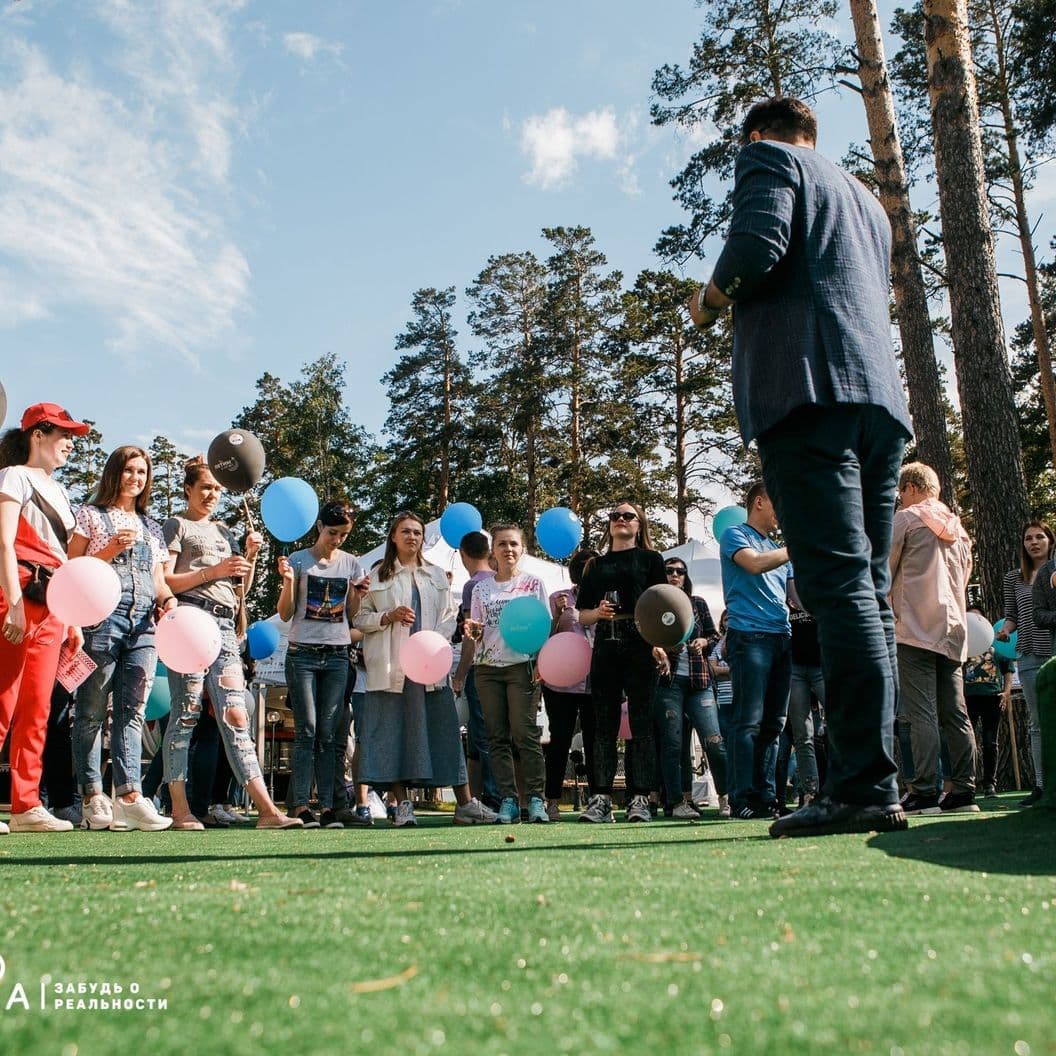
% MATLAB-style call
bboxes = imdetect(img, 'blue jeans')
[464,667,498,800]
[726,628,791,806]
[284,644,349,810]
[788,664,825,796]
[73,530,158,798]
[758,403,907,806]
[1016,652,1046,789]
[654,675,727,806]
[163,616,261,787]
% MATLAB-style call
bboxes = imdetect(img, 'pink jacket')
[889,498,973,661]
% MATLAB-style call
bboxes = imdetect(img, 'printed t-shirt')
[286,548,365,646]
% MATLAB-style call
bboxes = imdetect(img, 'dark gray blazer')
[711,141,912,444]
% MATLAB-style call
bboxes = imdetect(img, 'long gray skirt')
[357,682,468,789]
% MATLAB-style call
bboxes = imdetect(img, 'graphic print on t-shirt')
[305,574,349,622]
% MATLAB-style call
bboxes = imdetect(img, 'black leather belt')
[288,643,349,654]
[179,595,236,621]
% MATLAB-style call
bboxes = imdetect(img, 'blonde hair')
[898,462,940,497]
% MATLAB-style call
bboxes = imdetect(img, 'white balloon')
[965,611,994,658]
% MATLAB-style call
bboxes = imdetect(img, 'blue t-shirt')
[720,522,791,634]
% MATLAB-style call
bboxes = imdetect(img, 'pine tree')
[59,421,106,507]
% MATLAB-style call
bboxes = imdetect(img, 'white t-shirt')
[471,571,549,668]
[0,465,75,565]
[73,506,170,570]
[287,548,365,646]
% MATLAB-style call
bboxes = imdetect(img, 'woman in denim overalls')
[69,446,177,831]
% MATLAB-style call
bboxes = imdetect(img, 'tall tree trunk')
[850,0,957,507]
[674,340,688,544]
[984,0,1056,469]
[924,0,1029,616]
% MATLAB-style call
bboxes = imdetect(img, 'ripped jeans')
[163,616,261,787]
[654,675,727,806]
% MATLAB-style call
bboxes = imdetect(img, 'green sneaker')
[497,797,521,824]
[527,796,550,824]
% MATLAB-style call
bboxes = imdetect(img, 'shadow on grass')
[868,809,1056,876]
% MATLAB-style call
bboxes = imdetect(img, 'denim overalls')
[73,509,158,797]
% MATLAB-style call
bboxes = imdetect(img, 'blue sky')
[1,1,1052,495]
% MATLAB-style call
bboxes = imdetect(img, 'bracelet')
[200,569,209,584]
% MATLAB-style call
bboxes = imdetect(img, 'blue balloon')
[992,621,1018,660]
[712,505,747,541]
[440,502,483,549]
[497,596,551,655]
[261,477,319,542]
[145,661,171,721]
[247,620,281,660]
[536,507,583,560]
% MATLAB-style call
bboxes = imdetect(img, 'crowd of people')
[0,401,1045,835]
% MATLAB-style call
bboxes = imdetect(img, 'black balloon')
[207,429,266,493]
[634,584,695,648]
[0,380,6,431]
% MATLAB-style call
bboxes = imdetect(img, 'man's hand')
[688,285,722,330]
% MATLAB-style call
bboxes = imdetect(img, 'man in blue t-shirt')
[720,482,794,819]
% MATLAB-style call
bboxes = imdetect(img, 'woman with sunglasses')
[162,457,301,829]
[576,501,667,823]
[69,445,176,832]
[0,404,88,833]
[277,500,366,829]
[353,511,497,828]
[655,558,727,819]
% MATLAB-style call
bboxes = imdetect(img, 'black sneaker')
[939,790,980,814]
[296,809,320,829]
[733,803,776,820]
[899,792,941,815]
[982,785,997,799]
[769,797,908,838]
[344,805,374,827]
[1019,787,1044,807]
[319,809,344,829]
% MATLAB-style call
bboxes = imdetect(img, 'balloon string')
[242,496,256,532]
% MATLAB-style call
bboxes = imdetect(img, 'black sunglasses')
[666,566,687,575]
[609,511,638,522]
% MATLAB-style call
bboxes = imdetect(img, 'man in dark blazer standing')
[690,97,913,837]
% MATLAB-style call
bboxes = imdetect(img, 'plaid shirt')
[662,596,718,691]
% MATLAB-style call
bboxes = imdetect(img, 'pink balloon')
[538,632,592,688]
[619,700,632,741]
[155,606,222,674]
[47,556,121,626]
[400,630,453,685]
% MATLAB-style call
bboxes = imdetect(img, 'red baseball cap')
[20,402,90,436]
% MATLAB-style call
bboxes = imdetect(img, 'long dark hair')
[378,511,426,583]
[90,446,153,514]
[0,423,58,469]
[1019,520,1056,582]
[664,558,694,597]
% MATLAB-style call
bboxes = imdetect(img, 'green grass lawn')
[0,796,1053,1056]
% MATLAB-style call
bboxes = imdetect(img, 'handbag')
[17,560,53,604]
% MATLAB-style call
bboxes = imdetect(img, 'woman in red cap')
[0,403,90,833]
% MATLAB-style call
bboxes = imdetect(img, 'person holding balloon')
[465,524,551,825]
[575,501,668,824]
[68,445,176,832]
[276,500,366,829]
[0,403,88,833]
[998,520,1055,807]
[354,511,497,827]
[962,607,1012,799]
[161,457,301,829]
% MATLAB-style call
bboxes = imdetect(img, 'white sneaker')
[672,801,700,819]
[209,804,242,826]
[10,805,75,832]
[393,800,417,828]
[718,795,731,819]
[81,795,114,831]
[578,794,614,823]
[626,794,652,823]
[222,804,251,824]
[111,796,173,832]
[453,798,499,825]
[0,820,9,835]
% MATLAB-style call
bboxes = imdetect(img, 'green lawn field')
[0,797,1052,1056]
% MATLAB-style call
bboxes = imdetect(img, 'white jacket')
[352,559,458,693]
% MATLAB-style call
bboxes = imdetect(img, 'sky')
[1,1,1053,527]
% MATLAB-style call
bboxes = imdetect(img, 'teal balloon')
[712,505,747,540]
[145,661,171,721]
[992,621,1018,660]
[536,507,583,560]
[261,477,319,542]
[497,596,551,655]
[440,502,482,548]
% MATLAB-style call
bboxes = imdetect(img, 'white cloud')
[282,31,344,62]
[0,3,250,364]
[520,107,622,190]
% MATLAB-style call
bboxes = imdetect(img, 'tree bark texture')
[924,0,1030,616]
[850,0,957,507]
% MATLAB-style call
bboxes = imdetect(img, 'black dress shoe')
[769,797,908,838]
